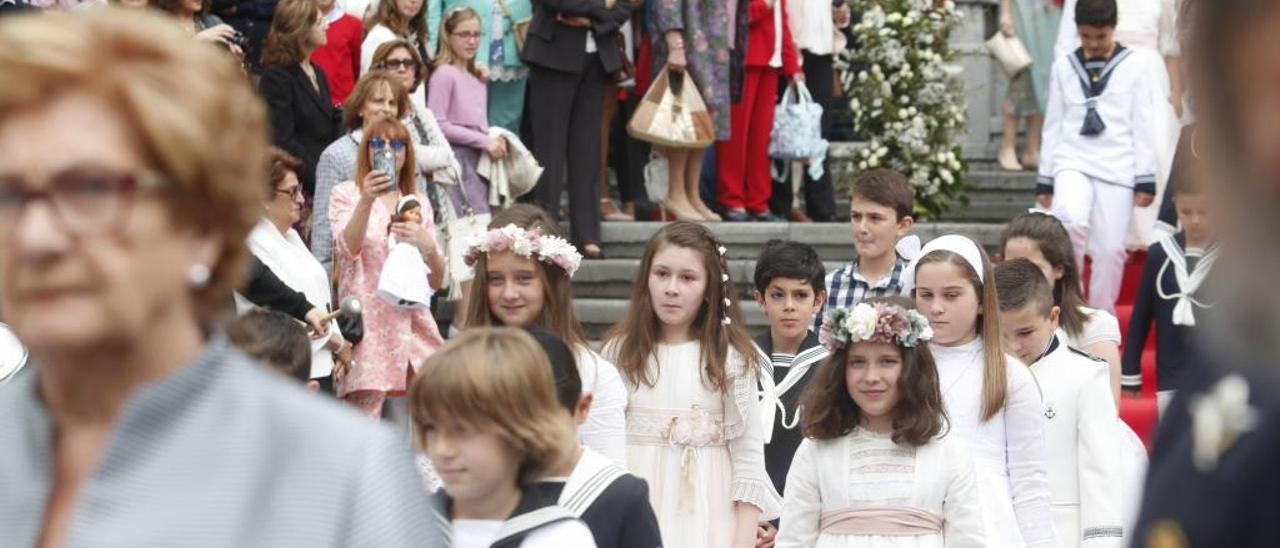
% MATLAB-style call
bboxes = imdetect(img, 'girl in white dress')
[1001,211,1123,402]
[777,296,986,548]
[463,205,629,466]
[904,235,1057,547]
[604,221,782,548]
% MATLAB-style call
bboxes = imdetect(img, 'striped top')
[0,334,444,547]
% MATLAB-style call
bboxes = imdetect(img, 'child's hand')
[755,522,777,548]
[1036,194,1053,209]
[1134,192,1155,207]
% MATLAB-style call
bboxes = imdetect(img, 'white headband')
[901,234,986,293]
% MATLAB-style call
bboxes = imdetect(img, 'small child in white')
[776,297,986,548]
[377,195,433,309]
[996,259,1144,547]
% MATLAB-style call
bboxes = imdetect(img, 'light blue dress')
[1008,0,1061,114]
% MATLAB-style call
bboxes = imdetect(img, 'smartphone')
[373,146,397,193]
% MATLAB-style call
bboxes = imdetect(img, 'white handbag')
[643,152,669,204]
[985,31,1033,78]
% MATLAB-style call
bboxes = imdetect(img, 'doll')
[377,195,434,309]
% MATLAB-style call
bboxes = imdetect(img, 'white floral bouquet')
[819,302,934,352]
[838,0,969,218]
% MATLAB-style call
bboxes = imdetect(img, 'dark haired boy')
[751,240,829,490]
[995,259,1131,548]
[1122,176,1216,415]
[813,168,915,333]
[1037,0,1157,314]
[228,309,320,392]
[526,328,664,548]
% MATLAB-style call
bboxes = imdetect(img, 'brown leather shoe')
[788,208,814,223]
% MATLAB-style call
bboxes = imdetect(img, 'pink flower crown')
[463,224,584,277]
[818,302,933,353]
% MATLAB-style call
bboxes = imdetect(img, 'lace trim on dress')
[731,478,783,520]
[487,64,529,82]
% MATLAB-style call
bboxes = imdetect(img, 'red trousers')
[716,67,779,213]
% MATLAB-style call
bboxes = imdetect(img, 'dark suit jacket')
[521,0,633,74]
[541,474,662,548]
[258,62,341,194]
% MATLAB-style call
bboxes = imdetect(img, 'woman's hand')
[556,13,592,28]
[304,306,330,336]
[196,24,236,45]
[999,8,1015,37]
[486,136,509,159]
[665,30,687,71]
[391,221,437,255]
[359,168,395,201]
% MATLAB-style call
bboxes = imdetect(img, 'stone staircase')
[573,162,1036,340]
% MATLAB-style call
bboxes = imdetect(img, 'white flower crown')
[463,224,584,277]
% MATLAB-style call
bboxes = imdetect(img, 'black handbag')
[338,309,364,345]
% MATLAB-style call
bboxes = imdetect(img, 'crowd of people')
[2,0,1280,547]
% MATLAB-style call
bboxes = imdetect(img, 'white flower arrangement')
[464,223,584,277]
[820,302,934,352]
[838,0,968,218]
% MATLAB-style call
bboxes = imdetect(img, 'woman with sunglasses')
[330,117,446,417]
[237,148,350,394]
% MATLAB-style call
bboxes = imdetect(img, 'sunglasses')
[369,137,407,151]
[378,59,418,71]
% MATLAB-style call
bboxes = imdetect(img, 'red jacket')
[746,0,801,75]
[310,14,362,106]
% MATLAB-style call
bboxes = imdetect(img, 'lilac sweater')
[427,64,490,151]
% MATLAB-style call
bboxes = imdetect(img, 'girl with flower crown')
[603,221,782,548]
[905,234,1057,547]
[463,205,628,466]
[777,296,986,548]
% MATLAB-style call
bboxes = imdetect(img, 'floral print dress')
[329,182,445,398]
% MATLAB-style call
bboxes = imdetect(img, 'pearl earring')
[187,264,212,287]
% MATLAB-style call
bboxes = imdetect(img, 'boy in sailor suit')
[527,329,664,548]
[996,259,1130,547]
[1036,0,1157,314]
[751,240,830,545]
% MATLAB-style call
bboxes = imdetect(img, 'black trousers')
[769,51,838,222]
[609,92,652,208]
[527,56,608,245]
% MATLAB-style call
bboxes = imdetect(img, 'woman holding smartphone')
[329,117,446,417]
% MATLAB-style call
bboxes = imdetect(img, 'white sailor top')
[1029,335,1126,548]
[1038,45,1157,195]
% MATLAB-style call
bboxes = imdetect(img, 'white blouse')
[777,430,987,548]
[929,338,1057,548]
[575,346,629,468]
[1062,306,1122,349]
[238,220,338,379]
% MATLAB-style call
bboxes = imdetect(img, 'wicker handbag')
[627,67,715,149]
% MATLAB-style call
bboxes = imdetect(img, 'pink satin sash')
[819,506,944,536]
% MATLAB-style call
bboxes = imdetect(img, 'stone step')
[829,168,1035,222]
[593,221,1006,261]
[573,258,848,300]
[575,298,772,341]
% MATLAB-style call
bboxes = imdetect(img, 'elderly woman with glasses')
[0,11,441,546]
[236,148,350,393]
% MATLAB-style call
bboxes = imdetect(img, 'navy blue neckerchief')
[1069,44,1133,136]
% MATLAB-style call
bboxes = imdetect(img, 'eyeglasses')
[274,185,304,200]
[369,137,407,151]
[378,59,418,71]
[0,166,167,240]
[451,31,482,41]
